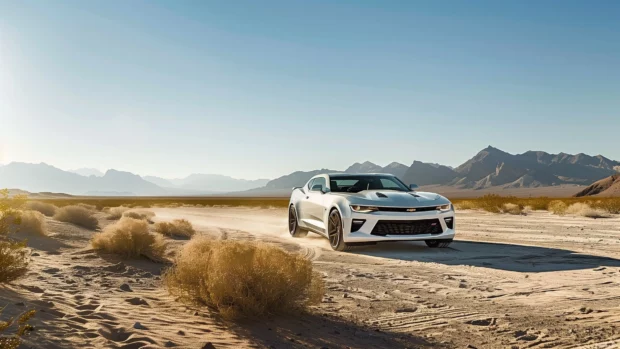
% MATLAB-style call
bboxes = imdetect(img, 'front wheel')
[425,239,453,248]
[289,205,307,237]
[327,210,352,251]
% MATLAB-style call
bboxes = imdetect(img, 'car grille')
[371,219,443,236]
[376,206,440,212]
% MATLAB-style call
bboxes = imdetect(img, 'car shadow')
[351,240,620,273]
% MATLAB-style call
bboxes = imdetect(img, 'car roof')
[326,173,394,178]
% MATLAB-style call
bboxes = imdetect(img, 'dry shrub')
[548,200,568,215]
[123,210,155,222]
[524,197,551,211]
[454,201,475,210]
[592,200,620,215]
[0,190,29,284]
[164,237,324,319]
[13,211,47,236]
[0,308,36,348]
[107,206,129,220]
[565,203,609,219]
[77,203,97,211]
[0,241,28,283]
[154,219,196,238]
[25,201,57,217]
[53,205,99,230]
[91,217,167,259]
[501,203,525,215]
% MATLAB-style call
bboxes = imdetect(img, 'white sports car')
[288,173,455,251]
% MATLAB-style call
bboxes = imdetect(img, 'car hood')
[333,190,450,207]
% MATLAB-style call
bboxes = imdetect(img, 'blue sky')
[1,0,618,179]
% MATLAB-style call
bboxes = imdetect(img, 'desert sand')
[2,206,620,348]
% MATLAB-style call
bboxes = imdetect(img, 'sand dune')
[1,207,619,348]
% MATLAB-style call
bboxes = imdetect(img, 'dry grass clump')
[13,211,47,236]
[565,203,609,219]
[77,203,98,211]
[164,237,324,320]
[91,217,167,259]
[106,206,129,220]
[0,308,36,348]
[154,219,196,238]
[548,200,568,215]
[122,210,155,222]
[53,205,99,230]
[592,200,620,215]
[501,203,525,215]
[26,197,291,210]
[452,196,620,215]
[25,201,57,217]
[454,201,475,210]
[0,241,29,283]
[0,190,29,284]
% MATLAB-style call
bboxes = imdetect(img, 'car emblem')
[406,208,416,212]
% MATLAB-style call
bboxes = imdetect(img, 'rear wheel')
[289,205,307,237]
[425,239,453,248]
[328,209,351,251]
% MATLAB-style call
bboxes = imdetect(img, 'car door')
[304,176,328,231]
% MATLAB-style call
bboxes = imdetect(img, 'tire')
[425,239,453,248]
[327,209,352,251]
[288,205,307,237]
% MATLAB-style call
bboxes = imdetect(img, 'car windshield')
[329,175,411,193]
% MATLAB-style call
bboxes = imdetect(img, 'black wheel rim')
[328,211,341,248]
[288,207,297,234]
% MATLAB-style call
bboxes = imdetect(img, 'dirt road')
[152,207,620,349]
[3,207,619,348]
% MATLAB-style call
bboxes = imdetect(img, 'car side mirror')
[409,184,419,190]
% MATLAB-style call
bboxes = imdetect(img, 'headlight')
[437,204,452,212]
[350,205,379,213]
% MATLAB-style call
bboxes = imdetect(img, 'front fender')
[323,196,352,223]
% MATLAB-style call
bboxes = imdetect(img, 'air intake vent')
[371,219,443,236]
[408,193,421,198]
[376,192,388,198]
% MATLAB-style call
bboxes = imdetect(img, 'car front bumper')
[342,209,455,243]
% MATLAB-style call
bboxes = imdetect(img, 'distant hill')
[144,174,269,193]
[379,162,409,178]
[69,168,104,177]
[402,161,458,186]
[575,175,620,197]
[0,163,167,196]
[345,161,383,174]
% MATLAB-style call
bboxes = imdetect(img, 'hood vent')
[376,192,388,198]
[408,193,421,198]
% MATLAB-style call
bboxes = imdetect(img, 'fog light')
[444,217,454,229]
[351,219,366,232]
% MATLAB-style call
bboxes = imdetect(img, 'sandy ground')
[2,207,620,349]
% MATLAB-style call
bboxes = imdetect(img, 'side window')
[311,177,326,191]
[307,179,315,190]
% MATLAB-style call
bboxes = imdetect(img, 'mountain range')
[257,146,620,194]
[1,146,619,196]
[143,174,269,193]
